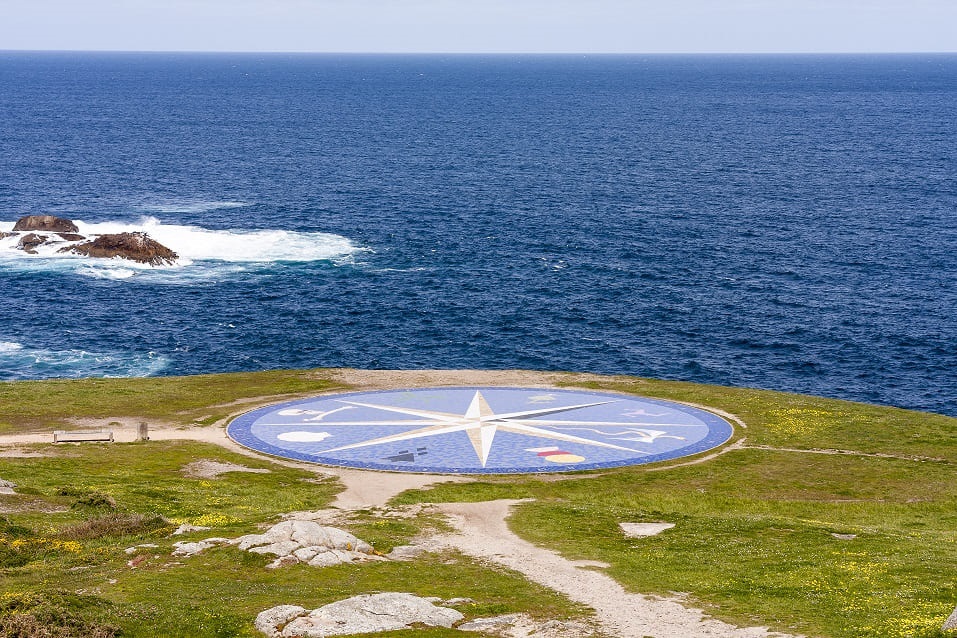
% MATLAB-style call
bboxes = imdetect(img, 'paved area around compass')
[227,387,734,474]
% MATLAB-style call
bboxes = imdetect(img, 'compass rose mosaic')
[227,387,734,474]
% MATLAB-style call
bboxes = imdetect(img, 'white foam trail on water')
[0,217,367,281]
[77,266,137,280]
[138,201,251,214]
[0,341,169,380]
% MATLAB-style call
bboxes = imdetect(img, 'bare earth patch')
[0,499,69,514]
[0,447,57,458]
[180,460,271,479]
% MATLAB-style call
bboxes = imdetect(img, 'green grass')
[2,369,957,637]
[561,376,957,460]
[0,437,594,637]
[0,369,347,433]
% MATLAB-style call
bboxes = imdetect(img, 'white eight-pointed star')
[315,390,656,467]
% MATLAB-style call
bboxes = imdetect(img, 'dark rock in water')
[57,233,86,242]
[13,215,79,233]
[18,233,49,254]
[0,231,18,239]
[65,232,178,266]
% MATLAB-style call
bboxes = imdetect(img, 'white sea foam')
[77,267,137,280]
[138,201,251,214]
[0,341,169,380]
[0,217,367,282]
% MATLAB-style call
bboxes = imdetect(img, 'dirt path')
[431,500,800,638]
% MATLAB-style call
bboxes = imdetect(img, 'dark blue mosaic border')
[226,387,735,475]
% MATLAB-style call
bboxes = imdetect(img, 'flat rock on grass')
[181,460,271,479]
[172,538,231,556]
[386,544,428,561]
[173,523,211,535]
[943,605,957,631]
[255,605,307,637]
[619,522,675,537]
[458,613,595,637]
[0,479,15,495]
[257,593,464,637]
[173,520,381,569]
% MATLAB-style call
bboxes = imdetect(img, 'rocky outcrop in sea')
[13,215,79,233]
[63,232,178,266]
[3,215,178,266]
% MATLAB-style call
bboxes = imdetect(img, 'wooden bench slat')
[53,430,114,443]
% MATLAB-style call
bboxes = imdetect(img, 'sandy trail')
[431,500,799,638]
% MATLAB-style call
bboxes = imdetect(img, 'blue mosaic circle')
[227,387,734,474]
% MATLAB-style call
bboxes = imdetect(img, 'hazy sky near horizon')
[2,0,955,54]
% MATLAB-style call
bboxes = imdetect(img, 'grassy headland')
[1,369,955,637]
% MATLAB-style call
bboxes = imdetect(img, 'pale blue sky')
[2,0,955,53]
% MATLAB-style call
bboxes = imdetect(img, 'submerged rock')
[257,593,464,637]
[13,215,79,233]
[64,232,178,266]
[17,233,48,253]
[56,233,86,241]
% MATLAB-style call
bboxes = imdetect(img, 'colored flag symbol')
[527,446,585,464]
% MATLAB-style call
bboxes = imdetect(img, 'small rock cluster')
[458,613,594,637]
[256,595,595,638]
[256,593,464,637]
[172,520,382,569]
[0,478,16,495]
[2,215,177,265]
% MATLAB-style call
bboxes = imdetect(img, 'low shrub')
[58,512,170,540]
[0,591,118,638]
[56,487,118,511]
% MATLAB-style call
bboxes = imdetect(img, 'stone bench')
[53,430,114,443]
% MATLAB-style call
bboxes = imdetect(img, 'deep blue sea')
[0,53,955,416]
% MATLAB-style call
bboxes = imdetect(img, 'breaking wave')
[0,340,169,380]
[0,217,368,282]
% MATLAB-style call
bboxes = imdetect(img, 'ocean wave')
[0,217,368,282]
[0,341,24,353]
[0,341,169,380]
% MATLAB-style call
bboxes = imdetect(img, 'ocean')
[0,53,954,416]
